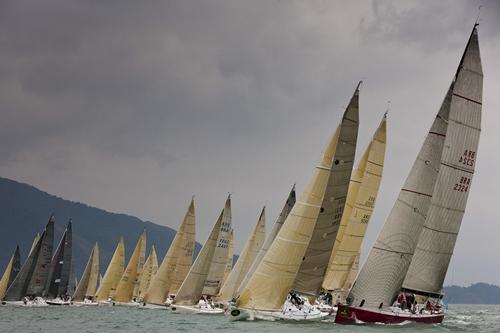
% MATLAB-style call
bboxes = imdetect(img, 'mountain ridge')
[0,176,201,277]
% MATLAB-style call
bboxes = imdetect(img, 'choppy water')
[0,304,498,333]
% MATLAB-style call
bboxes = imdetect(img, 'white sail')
[347,28,481,309]
[136,246,159,298]
[293,83,360,296]
[403,26,482,296]
[218,207,266,302]
[221,230,234,287]
[0,246,20,300]
[236,185,296,297]
[238,114,342,311]
[203,195,232,296]
[323,114,387,290]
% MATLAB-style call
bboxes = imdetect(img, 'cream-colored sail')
[236,186,296,297]
[218,207,266,302]
[136,245,158,299]
[174,209,223,305]
[292,84,360,296]
[203,195,232,296]
[143,198,196,305]
[323,114,387,290]
[114,230,147,302]
[238,122,341,311]
[29,233,40,256]
[0,247,20,299]
[221,230,234,286]
[95,238,125,301]
[73,243,100,301]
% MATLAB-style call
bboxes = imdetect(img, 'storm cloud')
[1,0,499,286]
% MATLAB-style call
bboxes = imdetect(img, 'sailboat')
[169,199,227,314]
[45,220,73,305]
[113,230,146,305]
[221,230,234,287]
[95,237,125,303]
[235,185,296,297]
[3,216,55,305]
[142,198,195,308]
[72,243,100,305]
[217,207,266,304]
[135,245,158,300]
[321,113,387,307]
[202,195,232,298]
[335,24,482,325]
[0,246,21,300]
[230,84,360,321]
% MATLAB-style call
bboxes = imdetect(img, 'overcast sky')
[1,0,499,286]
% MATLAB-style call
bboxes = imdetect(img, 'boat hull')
[170,304,225,315]
[334,304,444,324]
[229,307,329,322]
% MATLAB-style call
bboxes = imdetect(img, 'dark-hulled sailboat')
[3,216,55,302]
[45,221,73,303]
[335,24,483,325]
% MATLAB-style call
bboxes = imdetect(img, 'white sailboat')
[142,198,196,309]
[72,243,100,306]
[95,237,125,303]
[336,24,482,325]
[230,84,360,321]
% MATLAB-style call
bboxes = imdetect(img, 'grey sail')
[293,82,360,296]
[45,221,73,298]
[403,26,482,297]
[236,185,296,297]
[4,217,55,300]
[67,258,76,296]
[347,88,452,307]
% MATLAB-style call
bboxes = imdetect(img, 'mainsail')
[67,258,76,296]
[403,26,482,297]
[95,237,125,301]
[4,216,54,300]
[236,185,296,297]
[73,243,100,301]
[221,230,234,287]
[347,27,481,308]
[323,114,387,290]
[45,221,73,298]
[174,208,223,305]
[136,245,158,299]
[114,230,146,302]
[0,246,21,299]
[292,83,360,296]
[203,195,232,296]
[29,233,40,256]
[218,207,266,302]
[144,198,196,305]
[238,116,342,311]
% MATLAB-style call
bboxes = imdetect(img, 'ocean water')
[0,304,498,333]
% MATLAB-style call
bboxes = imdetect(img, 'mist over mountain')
[0,177,202,277]
[444,283,500,304]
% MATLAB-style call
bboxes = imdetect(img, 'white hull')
[229,306,329,321]
[72,301,99,306]
[170,304,225,315]
[113,301,141,307]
